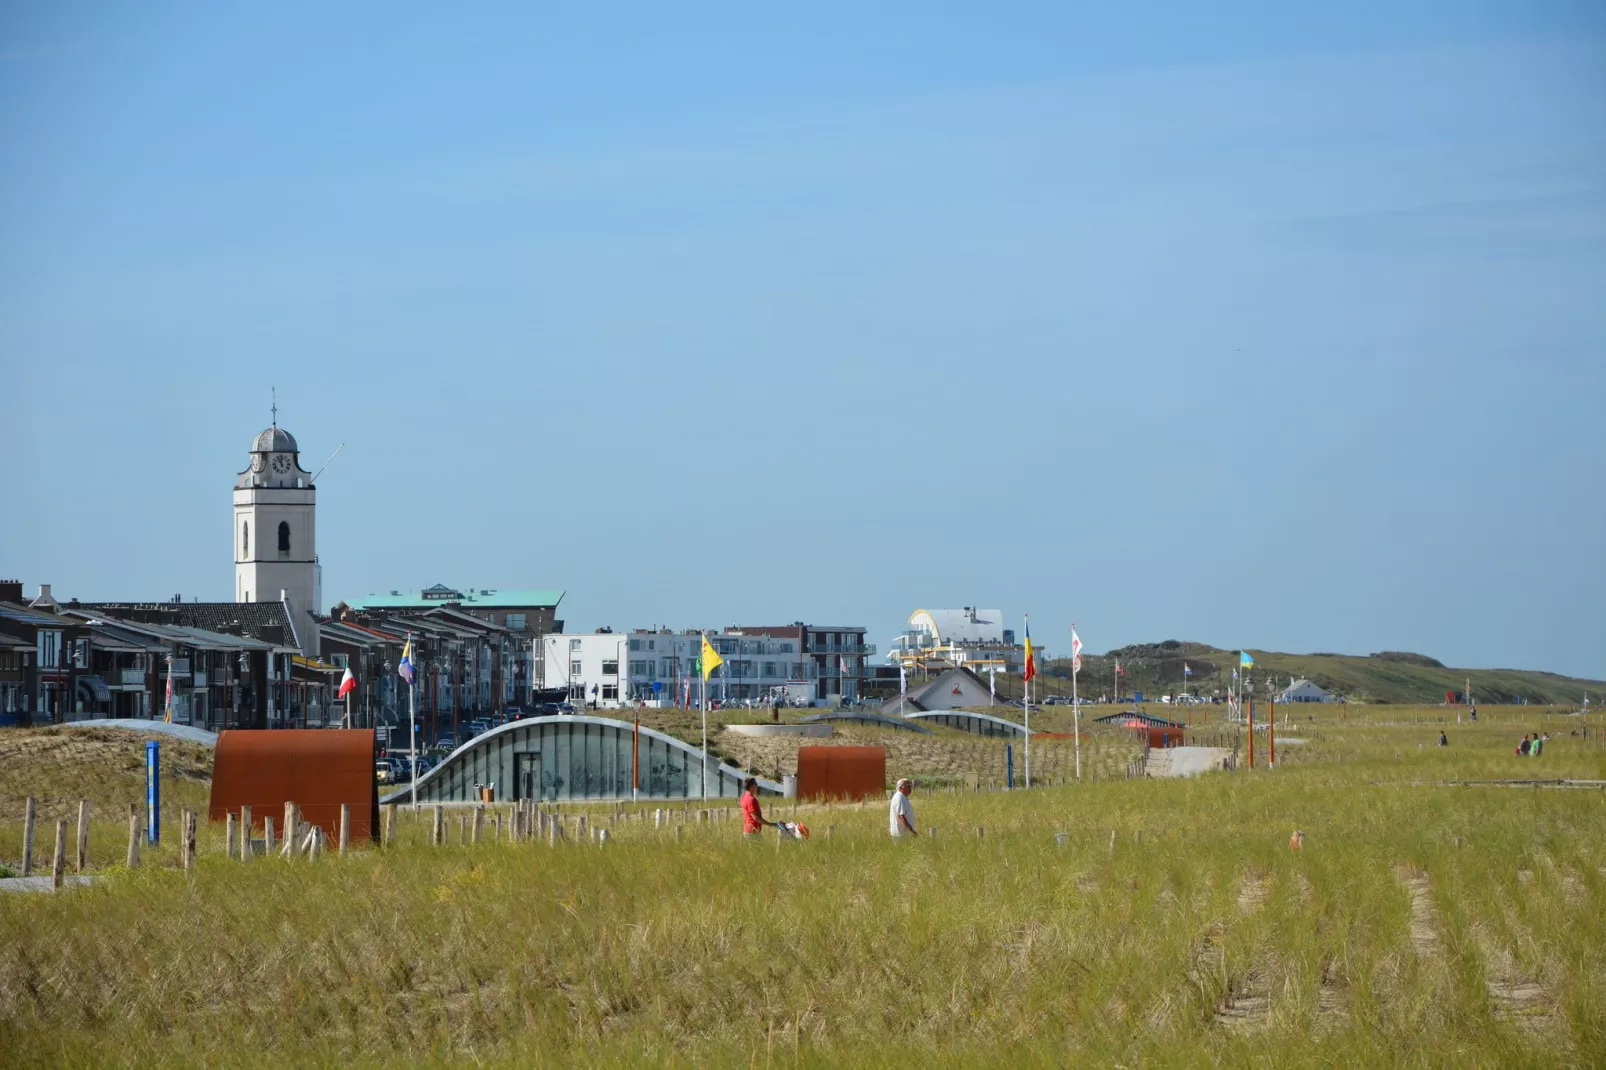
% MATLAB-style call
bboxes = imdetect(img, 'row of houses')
[0,580,557,743]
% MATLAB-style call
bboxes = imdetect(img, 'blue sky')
[3,3,1603,678]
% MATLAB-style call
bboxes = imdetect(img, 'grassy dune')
[1,709,1603,1067]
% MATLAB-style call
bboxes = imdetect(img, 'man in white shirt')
[889,778,917,837]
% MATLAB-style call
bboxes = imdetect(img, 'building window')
[505,613,526,632]
[601,685,618,700]
[332,653,349,669]
[601,660,619,676]
[570,660,582,676]
[628,638,642,651]
[569,639,582,651]
[242,522,249,558]
[277,521,291,556]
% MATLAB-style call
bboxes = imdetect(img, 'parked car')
[436,735,458,751]
[502,706,523,720]
[374,761,394,785]
[557,702,577,714]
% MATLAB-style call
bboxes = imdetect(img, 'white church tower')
[234,419,321,656]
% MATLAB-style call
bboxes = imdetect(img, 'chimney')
[0,579,21,603]
[29,583,59,609]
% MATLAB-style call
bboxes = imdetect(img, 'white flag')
[1071,628,1082,659]
[899,664,907,694]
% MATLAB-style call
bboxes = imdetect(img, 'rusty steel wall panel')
[795,745,886,802]
[208,729,379,843]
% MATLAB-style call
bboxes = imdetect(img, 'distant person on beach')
[1531,735,1544,758]
[889,778,918,838]
[741,778,773,837]
[1518,735,1531,756]
[1439,732,1448,747]
[1469,707,1477,723]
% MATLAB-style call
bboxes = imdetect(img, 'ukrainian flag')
[1240,651,1255,668]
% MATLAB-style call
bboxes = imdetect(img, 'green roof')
[348,585,564,610]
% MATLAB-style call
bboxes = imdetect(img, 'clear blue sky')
[3,3,1603,678]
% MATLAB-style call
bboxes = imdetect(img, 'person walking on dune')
[889,778,918,838]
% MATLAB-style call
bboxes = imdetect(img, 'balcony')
[807,643,874,656]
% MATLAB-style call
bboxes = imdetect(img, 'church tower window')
[278,521,291,557]
[242,522,249,559]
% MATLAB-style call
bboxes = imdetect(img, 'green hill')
[1037,640,1604,705]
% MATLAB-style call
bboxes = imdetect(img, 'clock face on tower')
[271,454,292,475]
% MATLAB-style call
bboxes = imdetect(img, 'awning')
[292,655,342,673]
[77,676,112,702]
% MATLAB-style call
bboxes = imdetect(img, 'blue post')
[146,740,160,844]
[1006,743,1015,790]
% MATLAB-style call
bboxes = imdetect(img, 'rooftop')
[348,584,564,610]
[251,426,298,453]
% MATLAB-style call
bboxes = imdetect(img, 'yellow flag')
[700,634,724,680]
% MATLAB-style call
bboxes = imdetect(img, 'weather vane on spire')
[271,386,278,427]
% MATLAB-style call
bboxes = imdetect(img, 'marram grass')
[0,710,1602,1067]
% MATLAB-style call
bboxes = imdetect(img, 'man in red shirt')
[740,778,773,837]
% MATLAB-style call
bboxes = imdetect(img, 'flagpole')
[700,633,709,803]
[408,633,419,809]
[1072,625,1081,782]
[1023,614,1031,789]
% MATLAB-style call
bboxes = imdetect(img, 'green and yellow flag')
[700,634,724,681]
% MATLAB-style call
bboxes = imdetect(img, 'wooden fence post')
[226,813,237,862]
[472,806,484,845]
[384,806,396,847]
[339,804,351,857]
[283,802,298,852]
[240,805,253,860]
[76,800,91,872]
[432,806,444,846]
[263,816,276,856]
[181,810,196,871]
[458,814,467,844]
[127,804,141,868]
[52,819,68,889]
[21,796,36,877]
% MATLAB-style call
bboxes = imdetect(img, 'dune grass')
[0,709,1603,1067]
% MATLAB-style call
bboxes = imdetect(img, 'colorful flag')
[700,634,724,680]
[1023,617,1036,682]
[1070,626,1082,673]
[899,663,907,695]
[839,655,849,679]
[1116,660,1125,677]
[1184,663,1192,678]
[337,666,357,699]
[163,655,175,723]
[399,639,415,685]
[1240,651,1255,668]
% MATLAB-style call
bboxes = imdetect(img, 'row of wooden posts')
[14,792,1177,887]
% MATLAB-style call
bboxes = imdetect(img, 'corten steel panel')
[795,745,886,802]
[1146,726,1185,749]
[208,729,379,843]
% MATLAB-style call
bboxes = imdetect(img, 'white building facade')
[234,424,321,655]
[543,630,820,709]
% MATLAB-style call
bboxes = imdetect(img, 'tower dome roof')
[251,426,298,453]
